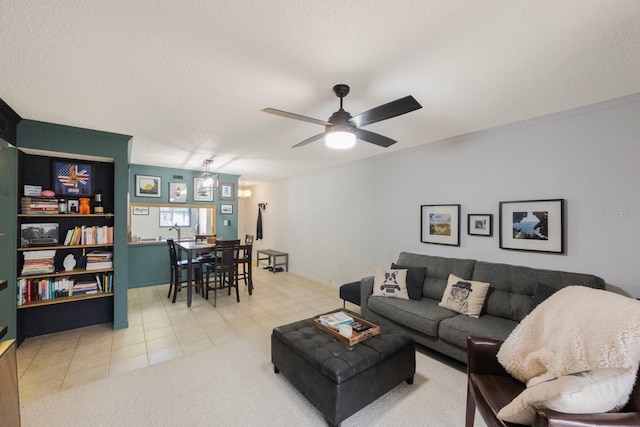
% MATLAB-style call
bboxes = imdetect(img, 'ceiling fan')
[262,84,422,149]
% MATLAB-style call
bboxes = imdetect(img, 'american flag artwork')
[54,161,92,195]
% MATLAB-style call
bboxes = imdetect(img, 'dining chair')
[167,239,202,303]
[237,235,254,288]
[203,239,241,307]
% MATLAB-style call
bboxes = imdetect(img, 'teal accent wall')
[127,164,238,288]
[129,164,239,239]
[0,145,18,340]
[128,243,170,288]
[17,120,132,330]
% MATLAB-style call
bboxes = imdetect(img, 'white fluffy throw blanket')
[497,286,640,387]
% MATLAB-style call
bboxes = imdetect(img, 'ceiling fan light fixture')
[325,130,356,149]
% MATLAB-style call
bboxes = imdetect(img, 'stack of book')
[317,311,355,330]
[85,250,113,270]
[21,197,59,215]
[21,250,56,275]
[72,281,99,295]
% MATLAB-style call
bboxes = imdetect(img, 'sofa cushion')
[391,263,426,300]
[373,267,409,300]
[439,274,490,318]
[438,314,518,349]
[471,261,606,322]
[397,252,476,300]
[497,367,637,425]
[368,296,456,337]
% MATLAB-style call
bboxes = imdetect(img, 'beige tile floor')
[17,266,359,402]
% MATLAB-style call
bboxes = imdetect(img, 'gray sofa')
[360,252,606,363]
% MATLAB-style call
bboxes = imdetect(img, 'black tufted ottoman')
[271,313,416,426]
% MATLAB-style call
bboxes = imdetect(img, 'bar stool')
[166,239,202,303]
[237,235,253,288]
[203,239,241,307]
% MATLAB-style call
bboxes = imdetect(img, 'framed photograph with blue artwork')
[52,160,93,196]
[499,199,564,254]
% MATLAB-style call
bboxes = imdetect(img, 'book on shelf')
[72,281,99,295]
[317,311,355,330]
[86,250,113,262]
[20,250,56,275]
[17,276,74,305]
[62,226,114,246]
[85,261,113,270]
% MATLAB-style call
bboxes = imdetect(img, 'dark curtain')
[256,207,263,240]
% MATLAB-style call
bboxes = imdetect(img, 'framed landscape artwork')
[135,175,161,198]
[499,199,565,254]
[220,204,233,215]
[468,214,493,236]
[420,204,460,246]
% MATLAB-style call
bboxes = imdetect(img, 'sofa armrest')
[466,336,511,377]
[360,276,374,317]
[533,409,640,426]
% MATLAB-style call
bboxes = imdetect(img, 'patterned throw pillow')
[372,268,409,300]
[438,274,490,318]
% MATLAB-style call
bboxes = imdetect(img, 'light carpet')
[21,333,487,426]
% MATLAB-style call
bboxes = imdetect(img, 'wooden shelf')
[18,268,113,280]
[18,243,113,252]
[17,292,113,309]
[18,213,114,218]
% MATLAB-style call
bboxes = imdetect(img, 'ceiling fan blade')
[355,129,396,148]
[262,108,331,126]
[351,96,422,127]
[292,132,326,148]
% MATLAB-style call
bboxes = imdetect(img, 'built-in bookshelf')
[16,152,116,341]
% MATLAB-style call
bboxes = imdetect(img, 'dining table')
[174,240,253,307]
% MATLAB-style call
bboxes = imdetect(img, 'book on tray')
[317,311,355,330]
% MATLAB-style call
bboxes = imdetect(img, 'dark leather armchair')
[466,336,640,427]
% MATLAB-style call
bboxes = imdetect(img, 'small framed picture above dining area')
[220,204,233,215]
[218,181,235,201]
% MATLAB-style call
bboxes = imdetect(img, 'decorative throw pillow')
[372,267,409,300]
[438,274,489,318]
[391,263,426,300]
[532,282,558,308]
[498,367,636,425]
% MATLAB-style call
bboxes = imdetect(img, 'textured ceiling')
[2,1,640,184]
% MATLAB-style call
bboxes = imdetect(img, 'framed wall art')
[499,199,565,254]
[218,181,235,201]
[53,160,93,196]
[468,214,493,236]
[168,182,187,203]
[420,204,460,246]
[194,177,214,201]
[220,204,233,215]
[135,175,161,198]
[132,206,149,215]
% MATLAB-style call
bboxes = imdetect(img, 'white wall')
[240,95,640,296]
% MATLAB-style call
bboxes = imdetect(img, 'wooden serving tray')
[313,312,380,346]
